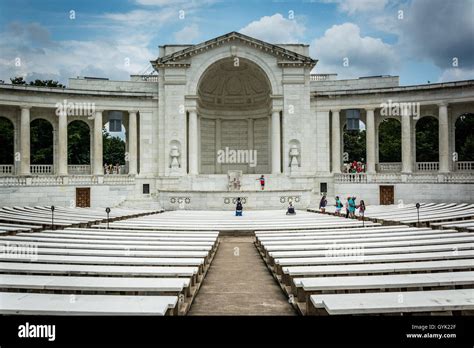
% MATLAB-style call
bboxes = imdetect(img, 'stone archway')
[197,57,272,174]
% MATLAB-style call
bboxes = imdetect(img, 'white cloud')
[322,0,389,15]
[311,23,398,78]
[438,68,474,83]
[174,24,200,44]
[0,23,153,85]
[239,13,306,43]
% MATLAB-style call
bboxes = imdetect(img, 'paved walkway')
[188,236,296,315]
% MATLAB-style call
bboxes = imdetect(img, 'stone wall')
[311,76,399,92]
[0,184,135,208]
[333,183,474,206]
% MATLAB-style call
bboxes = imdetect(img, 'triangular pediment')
[151,31,317,69]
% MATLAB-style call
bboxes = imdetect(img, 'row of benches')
[255,220,474,316]
[0,206,161,234]
[0,209,219,316]
[310,203,474,227]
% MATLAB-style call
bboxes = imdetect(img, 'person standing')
[348,196,356,218]
[319,195,327,213]
[345,197,350,218]
[257,175,265,190]
[235,197,243,216]
[335,196,343,216]
[358,199,366,219]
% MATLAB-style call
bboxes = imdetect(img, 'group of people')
[234,197,296,216]
[103,163,122,175]
[344,160,365,173]
[319,195,366,219]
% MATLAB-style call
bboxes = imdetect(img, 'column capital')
[20,105,32,110]
[438,101,449,108]
[365,107,376,112]
[188,107,197,114]
[331,109,341,113]
[128,109,138,114]
[271,108,281,114]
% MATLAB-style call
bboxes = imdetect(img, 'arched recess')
[415,116,439,162]
[68,120,91,174]
[30,119,54,173]
[454,113,474,163]
[104,112,126,174]
[197,57,272,174]
[0,117,14,167]
[378,118,401,162]
[342,120,366,172]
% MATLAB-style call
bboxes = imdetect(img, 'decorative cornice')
[151,31,317,70]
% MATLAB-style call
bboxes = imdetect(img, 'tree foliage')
[10,76,65,88]
[343,125,366,163]
[455,113,474,161]
[30,119,53,164]
[103,130,126,165]
[0,117,14,164]
[416,116,439,162]
[379,118,401,162]
[68,121,90,165]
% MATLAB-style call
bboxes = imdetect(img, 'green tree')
[0,117,14,164]
[103,130,125,165]
[30,119,53,164]
[68,121,90,165]
[416,116,439,162]
[10,76,26,85]
[455,114,474,161]
[10,76,65,88]
[379,118,401,162]
[343,126,366,163]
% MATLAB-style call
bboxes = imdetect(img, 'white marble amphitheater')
[0,32,473,323]
[0,31,473,209]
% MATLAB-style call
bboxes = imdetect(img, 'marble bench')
[269,242,474,260]
[294,270,474,303]
[282,259,474,284]
[1,235,216,247]
[0,274,191,297]
[263,235,474,252]
[0,292,178,315]
[308,289,474,315]
[273,250,474,273]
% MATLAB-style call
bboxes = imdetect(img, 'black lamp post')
[415,203,420,226]
[106,207,111,229]
[50,205,55,230]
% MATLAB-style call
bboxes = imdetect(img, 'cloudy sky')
[0,0,473,86]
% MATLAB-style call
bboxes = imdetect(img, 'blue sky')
[0,0,473,86]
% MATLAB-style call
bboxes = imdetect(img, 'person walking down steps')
[235,197,243,216]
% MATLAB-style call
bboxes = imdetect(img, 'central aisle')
[188,236,296,315]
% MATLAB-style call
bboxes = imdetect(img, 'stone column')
[19,106,31,175]
[271,109,281,174]
[331,109,341,173]
[188,109,198,175]
[401,109,412,173]
[365,108,376,174]
[438,103,450,173]
[128,110,138,175]
[57,109,68,175]
[93,110,103,175]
